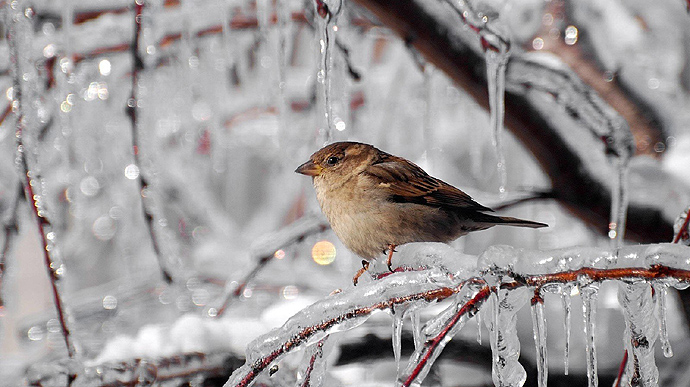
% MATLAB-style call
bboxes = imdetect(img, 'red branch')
[300,337,327,387]
[614,350,628,387]
[673,209,690,244]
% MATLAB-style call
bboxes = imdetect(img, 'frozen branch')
[7,1,78,361]
[212,214,328,317]
[225,242,690,387]
[127,0,173,284]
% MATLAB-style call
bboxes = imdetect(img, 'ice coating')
[618,282,659,386]
[480,243,690,275]
[581,285,599,387]
[530,298,548,387]
[486,287,529,387]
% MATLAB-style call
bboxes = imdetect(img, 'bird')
[295,141,547,284]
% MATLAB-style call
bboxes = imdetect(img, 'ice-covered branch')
[127,0,174,284]
[6,0,78,361]
[225,242,690,387]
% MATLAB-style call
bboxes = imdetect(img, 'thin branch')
[7,6,78,361]
[213,215,328,317]
[127,0,173,284]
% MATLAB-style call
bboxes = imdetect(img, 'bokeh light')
[311,240,336,265]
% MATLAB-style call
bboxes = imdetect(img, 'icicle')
[485,287,528,387]
[313,0,342,142]
[618,282,659,386]
[581,285,599,387]
[392,308,404,374]
[485,50,510,196]
[653,283,673,357]
[562,285,572,375]
[608,158,630,248]
[410,309,423,351]
[531,295,548,387]
[475,310,482,345]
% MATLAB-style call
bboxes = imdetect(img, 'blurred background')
[1,0,690,385]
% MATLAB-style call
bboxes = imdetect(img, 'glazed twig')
[127,0,173,284]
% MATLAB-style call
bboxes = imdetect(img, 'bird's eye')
[326,156,340,166]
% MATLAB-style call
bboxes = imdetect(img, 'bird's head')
[295,141,378,187]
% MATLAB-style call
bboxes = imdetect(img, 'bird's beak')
[295,160,323,176]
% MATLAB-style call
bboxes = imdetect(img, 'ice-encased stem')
[581,285,599,387]
[531,297,548,387]
[618,282,659,386]
[298,337,329,387]
[399,286,491,387]
[486,287,528,387]
[562,285,572,375]
[486,51,509,196]
[653,284,673,357]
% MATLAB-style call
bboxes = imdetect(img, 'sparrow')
[296,141,547,284]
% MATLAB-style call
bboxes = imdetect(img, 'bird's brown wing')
[364,154,493,212]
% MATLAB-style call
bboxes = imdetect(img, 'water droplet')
[80,176,100,196]
[92,216,116,241]
[27,326,44,341]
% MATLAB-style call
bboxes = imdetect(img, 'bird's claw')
[352,260,370,286]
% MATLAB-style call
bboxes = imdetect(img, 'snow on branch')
[224,242,690,387]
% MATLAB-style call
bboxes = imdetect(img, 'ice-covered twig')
[213,215,328,317]
[7,1,78,361]
[298,337,328,387]
[127,0,173,284]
